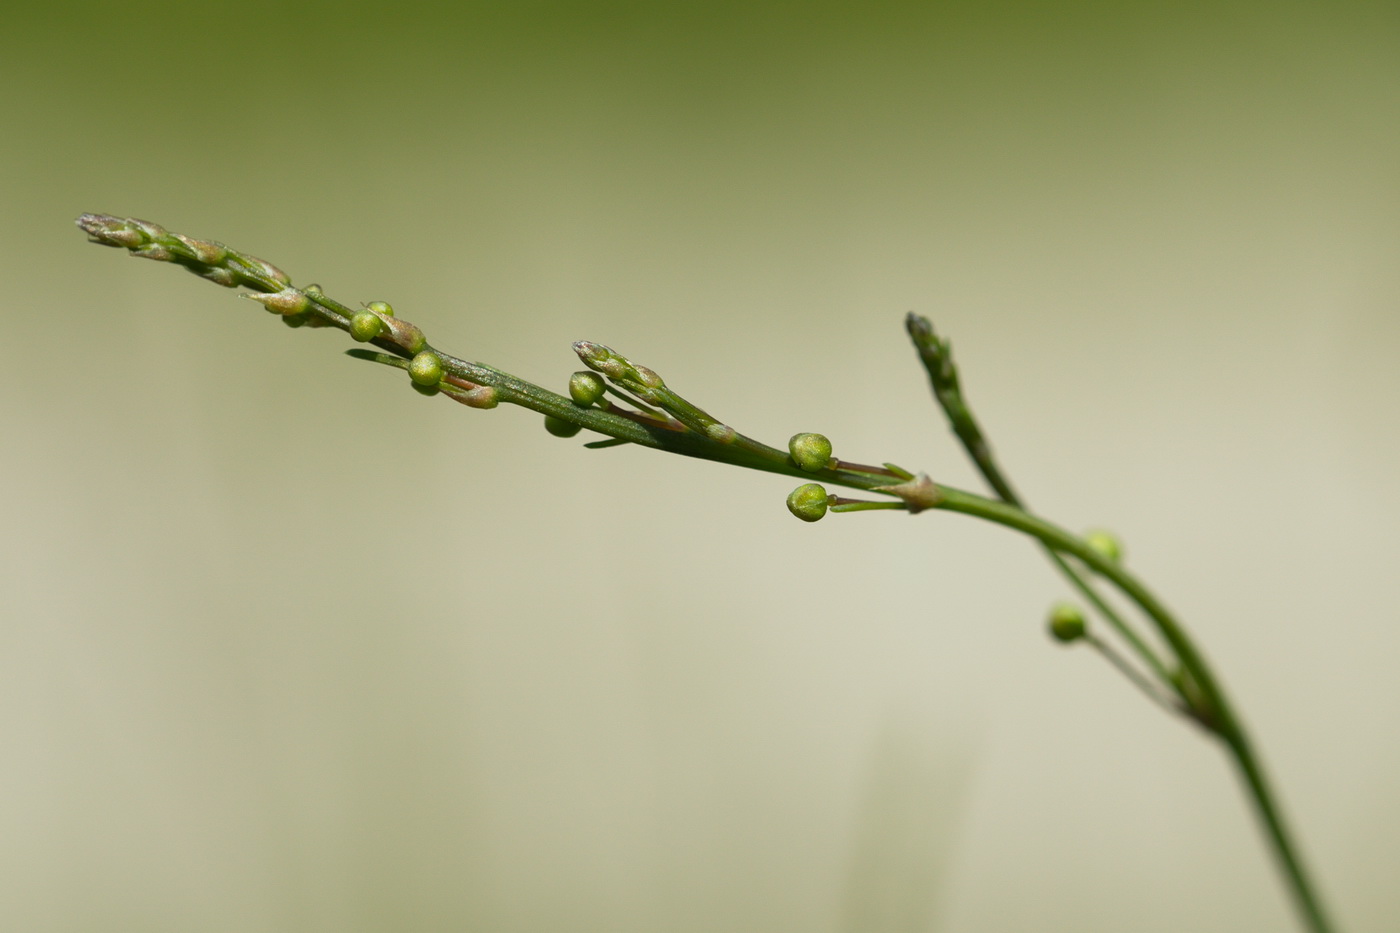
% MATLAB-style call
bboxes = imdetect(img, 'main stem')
[933,487,1335,933]
[75,216,1333,931]
[905,317,1180,701]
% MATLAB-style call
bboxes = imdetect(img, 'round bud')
[786,483,830,522]
[1047,602,1087,643]
[302,283,324,298]
[366,300,395,318]
[349,310,385,342]
[788,432,833,472]
[408,350,444,386]
[569,371,607,405]
[544,415,583,438]
[1084,529,1123,562]
[411,382,440,396]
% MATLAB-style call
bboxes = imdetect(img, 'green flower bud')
[572,340,664,388]
[130,219,169,241]
[366,300,395,318]
[1085,529,1123,562]
[786,483,830,522]
[173,233,227,266]
[76,213,148,248]
[244,288,309,315]
[381,316,426,353]
[130,244,174,262]
[192,266,239,287]
[242,255,290,286]
[349,310,385,342]
[705,423,736,444]
[544,415,583,438]
[631,364,664,389]
[445,385,499,409]
[411,382,440,396]
[1047,602,1087,643]
[408,350,444,386]
[788,432,833,472]
[568,371,607,405]
[572,340,622,375]
[302,283,324,298]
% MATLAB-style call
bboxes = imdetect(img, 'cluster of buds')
[783,432,940,521]
[784,471,942,522]
[344,343,499,410]
[345,300,427,354]
[572,341,737,443]
[77,213,943,523]
[78,212,292,294]
[77,213,337,332]
[565,340,943,521]
[75,214,467,401]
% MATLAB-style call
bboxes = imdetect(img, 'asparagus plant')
[76,212,1338,933]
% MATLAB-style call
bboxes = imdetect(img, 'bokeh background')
[3,2,1398,930]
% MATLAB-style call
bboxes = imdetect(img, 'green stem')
[76,217,1333,932]
[933,486,1335,933]
[1047,550,1180,698]
[1082,632,1183,719]
[905,315,1180,701]
[829,498,906,513]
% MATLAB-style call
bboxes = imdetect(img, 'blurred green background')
[3,1,1398,930]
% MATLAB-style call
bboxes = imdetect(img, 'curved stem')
[1046,549,1179,697]
[905,314,1180,700]
[933,486,1335,933]
[76,217,1334,932]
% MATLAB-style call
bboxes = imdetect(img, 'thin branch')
[904,313,1183,703]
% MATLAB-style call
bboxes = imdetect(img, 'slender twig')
[1083,633,1189,721]
[904,314,1184,702]
[932,488,1335,933]
[75,213,1336,933]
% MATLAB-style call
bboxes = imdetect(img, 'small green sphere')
[411,382,440,396]
[1085,529,1123,562]
[1047,602,1087,643]
[786,483,830,522]
[408,350,444,386]
[544,415,583,438]
[349,310,385,342]
[788,432,834,472]
[366,300,395,318]
[568,371,607,406]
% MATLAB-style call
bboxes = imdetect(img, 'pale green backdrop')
[3,2,1398,930]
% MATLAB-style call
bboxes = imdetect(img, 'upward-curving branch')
[76,212,1337,933]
